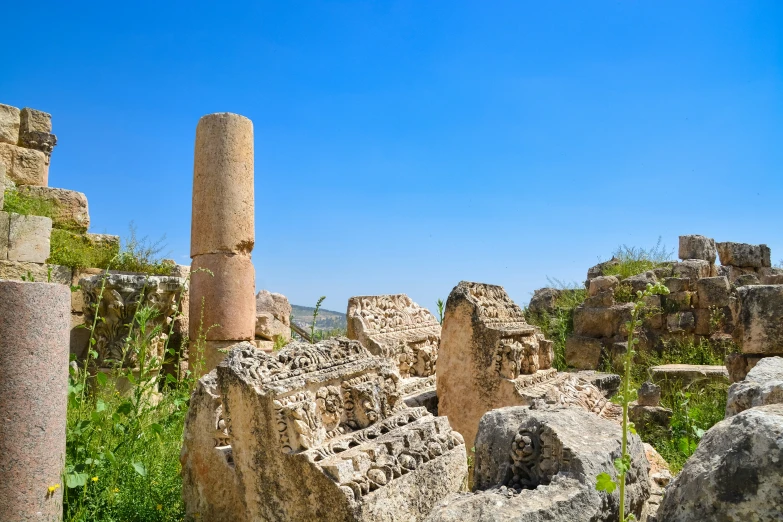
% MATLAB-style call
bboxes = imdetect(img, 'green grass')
[3,188,57,218]
[602,237,674,279]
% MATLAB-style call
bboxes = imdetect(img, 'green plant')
[602,237,674,280]
[113,224,173,275]
[436,299,445,325]
[596,282,669,522]
[49,230,120,270]
[310,296,326,344]
[2,188,57,218]
[273,335,289,351]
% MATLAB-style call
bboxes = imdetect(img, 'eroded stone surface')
[7,213,51,263]
[657,404,783,521]
[717,241,771,268]
[426,406,649,522]
[255,290,291,342]
[732,285,783,354]
[679,235,717,263]
[182,338,467,521]
[17,186,89,232]
[438,281,619,448]
[725,356,783,417]
[0,103,20,145]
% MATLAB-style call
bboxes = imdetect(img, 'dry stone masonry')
[438,281,620,448]
[189,113,256,373]
[347,294,441,413]
[182,338,467,521]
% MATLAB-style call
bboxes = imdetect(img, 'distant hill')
[291,304,347,332]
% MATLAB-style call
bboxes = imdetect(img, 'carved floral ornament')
[465,282,527,324]
[349,294,440,334]
[80,274,186,368]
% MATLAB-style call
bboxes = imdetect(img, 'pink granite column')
[189,113,255,374]
[0,281,70,521]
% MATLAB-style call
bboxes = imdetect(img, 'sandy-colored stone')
[19,108,52,134]
[190,113,254,257]
[725,356,783,417]
[0,259,71,283]
[255,290,291,342]
[673,259,712,280]
[717,241,771,268]
[0,281,70,521]
[0,104,20,145]
[189,253,255,343]
[17,186,89,232]
[0,144,48,186]
[588,275,619,297]
[678,234,717,263]
[565,335,603,370]
[8,213,51,263]
[733,285,783,354]
[573,303,633,338]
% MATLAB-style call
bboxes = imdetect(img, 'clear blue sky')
[3,1,781,313]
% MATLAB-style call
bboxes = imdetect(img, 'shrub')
[49,230,119,269]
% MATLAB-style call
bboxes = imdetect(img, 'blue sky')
[2,1,781,313]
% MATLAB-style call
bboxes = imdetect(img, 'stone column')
[0,281,70,521]
[189,113,255,374]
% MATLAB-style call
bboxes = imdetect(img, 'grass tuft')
[602,237,674,279]
[3,188,57,218]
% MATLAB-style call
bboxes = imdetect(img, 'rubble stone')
[588,275,619,297]
[573,303,633,338]
[527,287,561,315]
[673,259,712,280]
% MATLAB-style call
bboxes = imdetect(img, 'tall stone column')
[0,281,70,522]
[189,113,255,374]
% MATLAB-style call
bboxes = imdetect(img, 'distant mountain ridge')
[291,304,347,332]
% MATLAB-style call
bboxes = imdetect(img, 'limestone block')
[427,407,650,522]
[527,287,561,315]
[0,211,8,259]
[438,281,620,448]
[255,311,290,341]
[583,290,614,308]
[663,276,691,293]
[565,335,602,370]
[189,253,255,343]
[588,275,619,297]
[19,108,52,134]
[717,241,771,268]
[695,276,730,308]
[651,364,728,385]
[573,303,633,338]
[586,257,620,283]
[733,285,783,354]
[693,308,713,335]
[666,311,695,333]
[624,270,657,293]
[255,290,292,342]
[678,235,716,263]
[7,213,51,263]
[191,113,254,257]
[0,143,47,186]
[758,267,783,285]
[347,293,441,379]
[17,131,57,155]
[657,404,783,521]
[0,104,20,145]
[725,353,768,383]
[17,186,89,232]
[735,272,761,286]
[188,339,468,521]
[0,160,12,209]
[0,281,70,520]
[673,259,711,280]
[664,291,694,311]
[0,259,71,283]
[725,357,783,417]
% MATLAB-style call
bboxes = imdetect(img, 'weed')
[113,223,173,275]
[309,296,326,344]
[2,188,57,218]
[602,237,674,280]
[49,230,119,269]
[436,299,445,325]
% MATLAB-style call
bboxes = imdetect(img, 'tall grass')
[602,237,674,279]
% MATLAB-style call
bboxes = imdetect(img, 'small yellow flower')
[91,476,98,482]
[157,504,163,511]
[47,484,61,494]
[113,487,119,493]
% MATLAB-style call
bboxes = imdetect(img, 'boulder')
[678,235,717,264]
[656,404,783,521]
[717,241,771,268]
[733,285,783,354]
[527,287,561,315]
[426,406,650,522]
[725,356,783,417]
[588,275,619,297]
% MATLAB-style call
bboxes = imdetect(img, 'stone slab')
[650,364,729,384]
[7,213,51,263]
[678,235,717,263]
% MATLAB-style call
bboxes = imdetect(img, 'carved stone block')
[182,338,467,521]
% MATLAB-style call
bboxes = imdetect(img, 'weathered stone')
[588,275,619,297]
[583,290,614,308]
[7,213,51,263]
[573,303,633,338]
[695,276,730,308]
[0,144,48,186]
[664,291,694,311]
[625,271,657,293]
[189,253,255,343]
[17,186,89,232]
[629,403,672,431]
[666,311,695,333]
[574,371,621,398]
[19,108,51,133]
[182,339,468,521]
[638,381,661,406]
[733,285,783,354]
[657,404,783,521]
[17,131,57,155]
[0,104,20,145]
[565,335,602,370]
[0,259,71,283]
[642,443,673,521]
[586,257,620,283]
[650,364,728,385]
[181,370,247,522]
[725,356,783,417]
[439,281,619,448]
[678,235,716,263]
[191,113,254,257]
[427,407,650,522]
[663,276,691,293]
[724,353,770,383]
[0,281,70,521]
[758,267,783,285]
[254,290,291,342]
[717,241,771,268]
[673,259,711,280]
[80,273,186,368]
[0,211,8,259]
[527,287,561,315]
[735,272,761,286]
